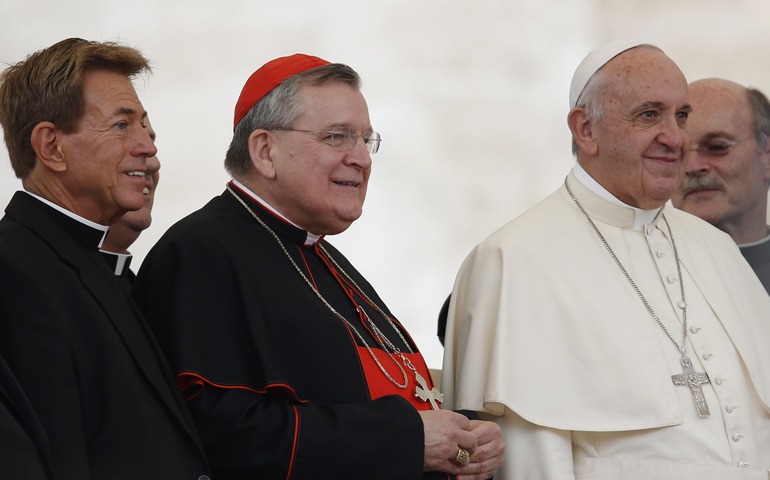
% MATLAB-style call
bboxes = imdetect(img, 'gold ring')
[454,447,470,466]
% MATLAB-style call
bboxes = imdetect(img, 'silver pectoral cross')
[671,356,711,417]
[414,371,443,410]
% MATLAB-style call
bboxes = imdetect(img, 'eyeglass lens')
[329,127,381,154]
[692,138,749,157]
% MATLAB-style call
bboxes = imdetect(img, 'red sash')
[356,347,440,411]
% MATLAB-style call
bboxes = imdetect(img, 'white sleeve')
[486,407,575,480]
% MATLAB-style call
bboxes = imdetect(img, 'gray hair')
[224,63,361,177]
[571,68,612,156]
[747,87,770,153]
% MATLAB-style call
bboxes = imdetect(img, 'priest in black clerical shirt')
[101,115,161,289]
[133,54,505,480]
[0,38,210,479]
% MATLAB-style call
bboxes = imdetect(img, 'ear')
[248,129,278,180]
[30,122,68,173]
[568,108,599,156]
[761,137,770,183]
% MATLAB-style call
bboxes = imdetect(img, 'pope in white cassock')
[441,40,770,479]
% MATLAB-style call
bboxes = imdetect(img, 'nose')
[656,115,686,152]
[684,147,712,177]
[344,136,373,169]
[133,124,158,158]
[146,152,161,175]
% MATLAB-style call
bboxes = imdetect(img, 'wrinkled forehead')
[80,70,147,127]
[690,80,751,117]
[294,81,370,126]
[604,47,689,101]
[689,82,754,138]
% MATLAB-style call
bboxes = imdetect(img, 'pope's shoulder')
[473,187,575,252]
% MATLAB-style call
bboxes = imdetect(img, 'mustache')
[680,175,725,195]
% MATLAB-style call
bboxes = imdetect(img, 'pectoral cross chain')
[671,356,711,417]
[414,371,443,410]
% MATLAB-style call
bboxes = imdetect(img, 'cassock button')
[656,250,666,258]
[690,326,702,333]
[703,353,714,360]
[732,433,744,441]
[645,225,655,235]
[726,405,737,413]
[739,462,751,467]
[714,377,724,385]
[677,301,686,309]
[667,275,677,284]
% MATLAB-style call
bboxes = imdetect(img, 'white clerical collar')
[99,250,133,276]
[24,190,109,247]
[739,229,770,248]
[573,161,661,229]
[231,179,322,246]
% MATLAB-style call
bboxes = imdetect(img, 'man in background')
[672,79,770,292]
[101,115,161,287]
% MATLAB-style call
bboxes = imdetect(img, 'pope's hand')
[456,420,505,480]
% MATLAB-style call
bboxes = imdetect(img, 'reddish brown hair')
[0,38,151,178]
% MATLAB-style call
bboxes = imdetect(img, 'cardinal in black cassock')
[133,54,504,480]
[135,183,442,478]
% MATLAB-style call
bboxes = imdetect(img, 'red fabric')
[176,371,304,403]
[233,54,330,129]
[310,242,440,411]
[356,348,440,411]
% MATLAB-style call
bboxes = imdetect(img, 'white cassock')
[442,166,770,479]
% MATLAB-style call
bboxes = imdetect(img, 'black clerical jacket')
[134,185,449,480]
[0,352,55,479]
[0,192,210,480]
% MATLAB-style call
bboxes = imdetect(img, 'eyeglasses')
[274,126,381,154]
[691,137,752,158]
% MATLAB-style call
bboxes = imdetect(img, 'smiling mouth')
[333,181,359,187]
[646,155,680,162]
[126,171,151,194]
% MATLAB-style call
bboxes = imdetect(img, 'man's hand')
[419,410,478,475]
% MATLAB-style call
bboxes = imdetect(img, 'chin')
[121,210,152,231]
[643,187,678,208]
[323,223,354,236]
[118,200,146,214]
[121,188,150,209]
[684,206,722,224]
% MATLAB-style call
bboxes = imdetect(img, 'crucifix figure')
[671,356,711,417]
[414,371,443,410]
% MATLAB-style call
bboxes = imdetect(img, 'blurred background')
[2,0,769,368]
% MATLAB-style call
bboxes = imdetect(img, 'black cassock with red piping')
[134,183,450,480]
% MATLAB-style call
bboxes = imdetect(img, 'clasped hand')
[420,410,505,479]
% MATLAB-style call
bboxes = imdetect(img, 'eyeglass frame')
[690,137,753,158]
[273,126,381,154]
